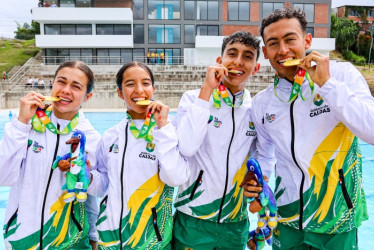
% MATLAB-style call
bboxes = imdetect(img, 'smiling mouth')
[228,69,244,76]
[58,97,72,103]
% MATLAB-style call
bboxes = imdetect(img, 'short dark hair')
[221,31,260,61]
[116,61,155,90]
[54,60,94,94]
[260,7,307,39]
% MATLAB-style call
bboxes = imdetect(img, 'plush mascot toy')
[52,130,90,203]
[240,158,278,250]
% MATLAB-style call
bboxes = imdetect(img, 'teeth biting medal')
[136,99,152,105]
[44,96,61,102]
[283,59,301,67]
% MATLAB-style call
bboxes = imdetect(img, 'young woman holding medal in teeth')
[0,60,101,249]
[88,62,190,249]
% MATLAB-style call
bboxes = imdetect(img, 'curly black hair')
[221,31,260,61]
[260,7,307,39]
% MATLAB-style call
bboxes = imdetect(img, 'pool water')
[0,111,373,249]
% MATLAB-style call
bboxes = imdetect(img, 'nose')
[234,54,244,66]
[134,82,144,94]
[278,41,289,55]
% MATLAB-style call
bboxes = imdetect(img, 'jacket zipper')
[217,95,236,223]
[338,169,353,209]
[119,122,129,250]
[290,99,305,230]
[40,124,60,249]
[189,170,204,200]
[151,207,162,241]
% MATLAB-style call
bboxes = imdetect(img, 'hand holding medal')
[297,51,330,87]
[136,99,169,129]
[18,92,49,124]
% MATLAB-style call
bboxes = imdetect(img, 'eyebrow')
[124,78,151,83]
[226,48,255,56]
[265,32,297,44]
[56,76,84,87]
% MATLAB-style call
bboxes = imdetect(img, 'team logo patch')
[32,141,44,153]
[265,113,275,123]
[139,152,156,161]
[313,93,324,106]
[213,117,222,128]
[246,121,257,136]
[109,144,119,153]
[146,142,155,152]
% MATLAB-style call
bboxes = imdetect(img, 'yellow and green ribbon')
[212,83,234,108]
[32,105,79,134]
[274,68,314,103]
[126,111,157,143]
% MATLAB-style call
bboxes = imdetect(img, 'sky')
[0,0,38,38]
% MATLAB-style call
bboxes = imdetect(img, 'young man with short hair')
[173,31,271,249]
[244,7,374,249]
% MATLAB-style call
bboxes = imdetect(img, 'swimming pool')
[0,111,373,249]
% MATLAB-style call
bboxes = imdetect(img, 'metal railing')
[41,56,215,66]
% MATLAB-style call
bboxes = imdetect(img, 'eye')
[250,166,255,171]
[78,134,81,139]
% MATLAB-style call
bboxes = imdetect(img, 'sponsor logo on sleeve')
[246,121,257,136]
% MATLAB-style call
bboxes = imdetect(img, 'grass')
[0,39,40,75]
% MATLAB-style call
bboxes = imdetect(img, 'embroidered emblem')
[213,117,222,128]
[265,113,275,123]
[32,141,44,153]
[109,144,119,153]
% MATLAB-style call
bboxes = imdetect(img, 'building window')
[306,27,314,37]
[133,0,144,20]
[45,24,92,35]
[149,24,180,44]
[61,24,75,35]
[348,9,360,17]
[45,25,60,35]
[76,0,92,7]
[133,48,145,63]
[60,0,75,7]
[185,1,195,20]
[228,2,250,21]
[197,1,218,20]
[196,25,219,36]
[76,24,92,35]
[294,4,314,22]
[96,24,131,35]
[262,2,284,18]
[121,49,133,63]
[369,10,374,17]
[184,25,195,43]
[134,24,144,44]
[148,0,181,20]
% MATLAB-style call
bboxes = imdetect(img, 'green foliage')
[331,15,360,51]
[356,33,373,63]
[342,50,366,64]
[0,39,40,73]
[14,21,40,40]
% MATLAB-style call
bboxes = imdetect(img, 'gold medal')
[44,96,61,102]
[283,59,301,67]
[136,100,152,105]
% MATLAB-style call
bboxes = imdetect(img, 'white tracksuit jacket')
[252,61,374,234]
[88,116,190,249]
[174,88,273,223]
[0,112,101,249]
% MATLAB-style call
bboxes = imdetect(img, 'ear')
[262,46,268,59]
[252,63,261,76]
[216,56,222,64]
[117,88,124,100]
[304,33,312,50]
[83,92,93,103]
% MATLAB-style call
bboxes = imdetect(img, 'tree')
[331,15,360,51]
[14,21,40,40]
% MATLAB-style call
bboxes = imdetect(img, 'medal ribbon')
[126,110,157,142]
[32,105,79,134]
[212,83,234,108]
[273,68,314,103]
